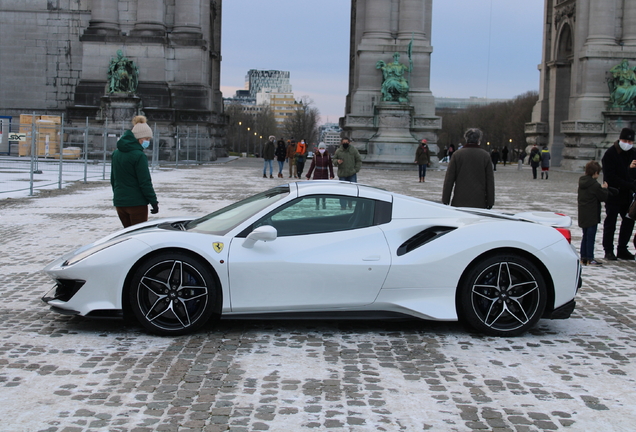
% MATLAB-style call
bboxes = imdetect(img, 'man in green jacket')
[111,115,159,228]
[333,137,362,182]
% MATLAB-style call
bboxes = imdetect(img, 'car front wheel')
[458,253,547,336]
[129,252,218,336]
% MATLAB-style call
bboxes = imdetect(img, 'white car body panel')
[227,226,391,311]
[41,182,581,335]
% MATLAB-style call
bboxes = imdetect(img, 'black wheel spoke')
[466,257,545,335]
[132,256,215,335]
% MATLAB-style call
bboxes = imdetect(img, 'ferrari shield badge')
[213,242,224,253]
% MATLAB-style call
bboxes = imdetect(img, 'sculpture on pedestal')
[107,50,139,94]
[607,59,636,110]
[376,52,412,103]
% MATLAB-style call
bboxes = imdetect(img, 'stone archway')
[549,23,573,165]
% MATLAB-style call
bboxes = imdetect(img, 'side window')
[254,195,376,236]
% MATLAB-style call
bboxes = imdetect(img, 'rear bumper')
[546,299,576,319]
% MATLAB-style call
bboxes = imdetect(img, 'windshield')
[185,186,290,235]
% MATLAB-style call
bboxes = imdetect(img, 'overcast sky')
[220,0,545,124]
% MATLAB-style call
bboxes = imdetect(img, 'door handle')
[362,255,381,261]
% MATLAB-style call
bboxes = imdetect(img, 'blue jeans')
[580,225,598,261]
[338,174,357,183]
[418,165,427,178]
[263,159,273,175]
[277,160,284,174]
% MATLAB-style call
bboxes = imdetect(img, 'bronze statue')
[607,59,636,110]
[107,50,139,94]
[376,52,412,103]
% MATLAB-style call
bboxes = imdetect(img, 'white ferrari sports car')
[42,181,581,337]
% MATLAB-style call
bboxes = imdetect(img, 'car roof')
[294,181,393,202]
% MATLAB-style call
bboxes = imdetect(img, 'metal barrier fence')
[0,115,216,197]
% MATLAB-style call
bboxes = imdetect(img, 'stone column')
[86,0,120,35]
[397,0,426,41]
[585,0,616,45]
[623,2,636,46]
[131,0,166,36]
[362,0,392,41]
[173,0,203,37]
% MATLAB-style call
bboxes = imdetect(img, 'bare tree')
[436,91,538,156]
[281,97,320,144]
[225,103,279,154]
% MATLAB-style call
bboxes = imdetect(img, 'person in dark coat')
[262,135,276,178]
[442,128,495,209]
[490,147,500,171]
[529,144,541,179]
[275,139,287,178]
[110,115,158,228]
[578,161,612,266]
[501,146,509,166]
[601,127,636,260]
[306,143,334,180]
[414,139,431,182]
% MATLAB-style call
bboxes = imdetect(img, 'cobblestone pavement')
[1,158,635,432]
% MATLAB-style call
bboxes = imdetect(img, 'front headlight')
[63,238,131,267]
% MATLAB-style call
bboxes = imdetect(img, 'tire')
[129,252,218,336]
[458,253,547,336]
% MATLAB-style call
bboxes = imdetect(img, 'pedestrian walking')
[529,144,541,179]
[275,138,287,178]
[334,137,362,182]
[601,127,636,260]
[540,145,551,179]
[501,145,509,166]
[578,161,614,266]
[110,115,159,228]
[447,144,455,160]
[262,136,276,178]
[442,128,495,209]
[306,143,334,180]
[414,139,431,182]
[490,147,500,171]
[517,149,526,170]
[286,140,297,178]
[295,139,308,179]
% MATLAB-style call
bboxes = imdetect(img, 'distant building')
[224,70,299,124]
[246,70,292,98]
[319,123,342,148]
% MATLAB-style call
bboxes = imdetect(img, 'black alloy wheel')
[458,253,547,336]
[129,252,218,336]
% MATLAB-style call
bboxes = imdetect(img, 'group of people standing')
[577,127,636,265]
[261,137,362,183]
[261,136,309,179]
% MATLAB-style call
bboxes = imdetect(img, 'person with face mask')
[333,137,361,182]
[306,143,334,181]
[110,115,159,228]
[601,127,636,260]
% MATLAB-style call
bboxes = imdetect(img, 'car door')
[227,195,391,311]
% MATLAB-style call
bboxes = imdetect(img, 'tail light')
[555,228,571,243]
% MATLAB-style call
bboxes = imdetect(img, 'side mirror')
[242,225,278,249]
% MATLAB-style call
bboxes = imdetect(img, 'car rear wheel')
[458,253,547,336]
[129,252,218,336]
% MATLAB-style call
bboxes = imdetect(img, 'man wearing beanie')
[601,127,636,260]
[442,128,495,209]
[111,115,159,228]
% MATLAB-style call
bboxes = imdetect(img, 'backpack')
[532,153,540,163]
